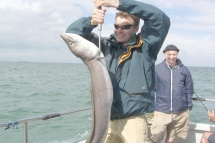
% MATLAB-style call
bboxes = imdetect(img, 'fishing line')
[145,112,155,143]
[112,105,121,133]
[107,105,121,143]
[194,92,208,111]
[148,136,155,143]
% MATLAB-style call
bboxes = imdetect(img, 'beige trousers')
[150,110,189,142]
[103,114,150,143]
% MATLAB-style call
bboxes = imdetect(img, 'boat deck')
[79,122,215,143]
[175,122,215,143]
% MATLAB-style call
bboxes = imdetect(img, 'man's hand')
[90,0,119,26]
[94,0,119,9]
[90,8,106,26]
[208,110,215,122]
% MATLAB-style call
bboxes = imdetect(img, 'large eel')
[61,33,113,143]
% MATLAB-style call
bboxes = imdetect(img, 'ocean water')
[0,62,215,143]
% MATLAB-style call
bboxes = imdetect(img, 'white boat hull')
[79,122,215,143]
[175,122,215,143]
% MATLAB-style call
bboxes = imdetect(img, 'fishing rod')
[98,6,102,50]
[193,92,208,111]
[192,97,215,102]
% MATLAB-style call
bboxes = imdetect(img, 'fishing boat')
[78,122,215,143]
[0,97,214,143]
[1,110,215,143]
[174,122,215,143]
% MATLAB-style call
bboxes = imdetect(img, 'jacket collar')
[162,58,183,68]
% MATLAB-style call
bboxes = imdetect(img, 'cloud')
[0,0,215,67]
[157,31,215,67]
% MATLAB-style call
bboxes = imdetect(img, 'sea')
[0,62,215,143]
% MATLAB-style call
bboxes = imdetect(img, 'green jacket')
[66,0,170,120]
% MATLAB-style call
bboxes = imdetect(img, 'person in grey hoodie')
[151,45,194,143]
[66,0,170,142]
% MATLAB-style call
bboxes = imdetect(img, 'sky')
[0,0,215,67]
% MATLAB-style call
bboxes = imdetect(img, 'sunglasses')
[114,24,135,30]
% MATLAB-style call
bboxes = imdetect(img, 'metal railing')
[0,107,91,143]
[2,95,215,143]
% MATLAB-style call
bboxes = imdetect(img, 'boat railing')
[0,107,91,143]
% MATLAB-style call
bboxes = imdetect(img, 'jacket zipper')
[170,68,173,111]
[167,65,178,112]
[115,35,143,75]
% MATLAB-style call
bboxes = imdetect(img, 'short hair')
[115,11,140,26]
